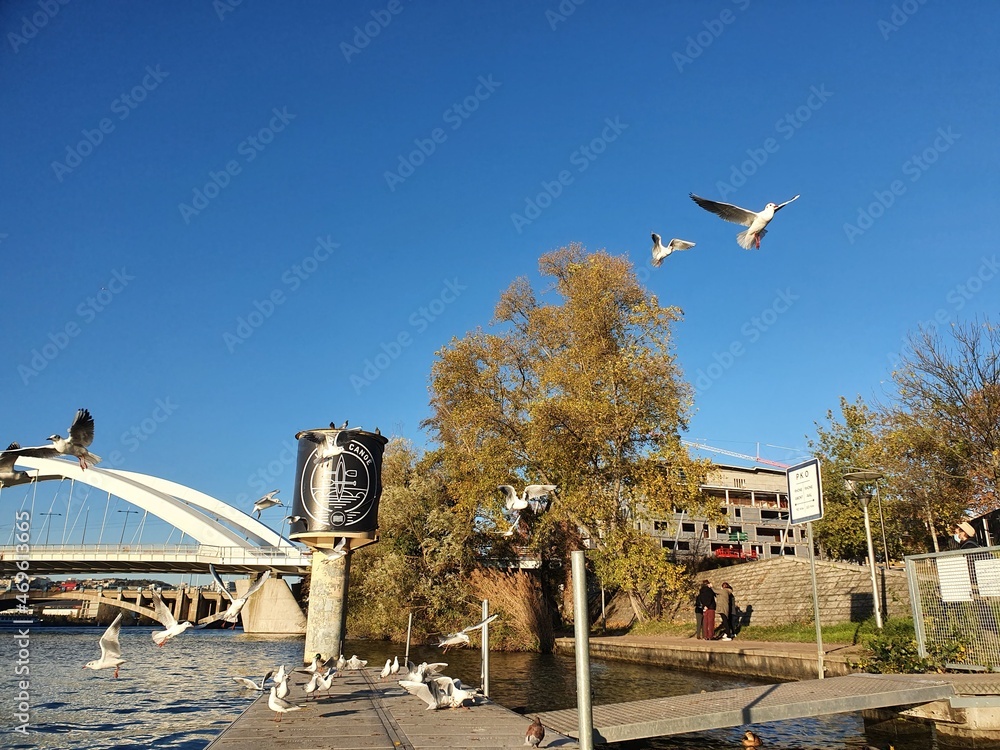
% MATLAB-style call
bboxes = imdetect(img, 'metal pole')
[481,599,490,697]
[861,496,884,628]
[81,508,88,546]
[806,522,824,679]
[571,550,594,750]
[874,482,889,565]
[404,612,413,664]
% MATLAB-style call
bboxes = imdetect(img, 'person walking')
[694,586,705,639]
[717,582,737,640]
[696,580,716,640]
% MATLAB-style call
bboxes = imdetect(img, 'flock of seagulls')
[0,408,102,485]
[651,193,800,266]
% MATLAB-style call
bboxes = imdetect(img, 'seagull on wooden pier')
[252,490,282,518]
[46,408,101,470]
[267,686,304,722]
[379,659,392,680]
[390,656,400,675]
[83,613,125,678]
[651,233,696,267]
[344,655,368,670]
[690,193,799,250]
[150,589,193,646]
[525,716,545,747]
[232,670,273,691]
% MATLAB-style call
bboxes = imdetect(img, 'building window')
[733,508,741,518]
[733,478,746,488]
[681,522,695,533]
[653,520,669,531]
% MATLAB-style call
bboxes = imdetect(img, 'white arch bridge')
[0,456,309,576]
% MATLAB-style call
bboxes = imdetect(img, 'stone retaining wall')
[679,557,911,628]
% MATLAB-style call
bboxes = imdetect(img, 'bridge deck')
[537,673,955,744]
[206,667,578,750]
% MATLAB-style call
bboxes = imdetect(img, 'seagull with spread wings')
[436,613,499,652]
[150,589,193,646]
[46,408,101,470]
[207,565,271,627]
[651,233,696,267]
[252,490,282,518]
[498,484,557,512]
[301,427,361,463]
[0,442,59,487]
[690,193,799,249]
[83,612,125,678]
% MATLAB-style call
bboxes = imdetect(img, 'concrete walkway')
[555,634,864,681]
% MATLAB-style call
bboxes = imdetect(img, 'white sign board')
[786,458,823,525]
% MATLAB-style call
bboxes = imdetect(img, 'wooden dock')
[205,668,579,750]
[536,673,955,744]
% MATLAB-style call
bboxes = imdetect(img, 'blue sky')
[2,1,998,547]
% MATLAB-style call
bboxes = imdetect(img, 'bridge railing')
[0,543,309,560]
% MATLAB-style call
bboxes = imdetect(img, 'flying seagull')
[0,442,59,487]
[525,716,545,747]
[498,484,557,512]
[302,428,360,463]
[150,589,193,646]
[320,537,348,564]
[399,678,449,710]
[437,613,499,652]
[47,408,102,470]
[208,565,271,627]
[232,670,273,691]
[651,233,696,267]
[83,612,125,678]
[690,193,799,249]
[252,490,282,518]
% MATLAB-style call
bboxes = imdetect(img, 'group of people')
[694,580,737,641]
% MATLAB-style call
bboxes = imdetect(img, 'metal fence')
[905,545,1000,671]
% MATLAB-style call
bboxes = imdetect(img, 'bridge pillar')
[304,551,350,663]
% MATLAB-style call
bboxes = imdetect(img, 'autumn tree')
[423,245,710,622]
[887,319,1000,515]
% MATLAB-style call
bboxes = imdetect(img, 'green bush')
[852,617,965,673]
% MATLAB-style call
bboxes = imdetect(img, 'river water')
[0,626,939,749]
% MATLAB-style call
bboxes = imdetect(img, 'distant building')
[641,464,810,562]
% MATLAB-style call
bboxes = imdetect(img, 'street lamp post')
[844,470,884,629]
[40,512,62,546]
[117,509,139,547]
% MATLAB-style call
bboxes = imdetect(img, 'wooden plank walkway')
[205,667,579,750]
[537,673,955,744]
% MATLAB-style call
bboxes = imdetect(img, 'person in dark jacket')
[696,580,716,640]
[717,582,736,640]
[954,521,980,549]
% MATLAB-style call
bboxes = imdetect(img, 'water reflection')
[0,627,942,750]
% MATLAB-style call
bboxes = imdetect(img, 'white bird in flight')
[208,565,271,627]
[0,442,60,487]
[651,233,696,267]
[47,408,102,470]
[498,484,557,512]
[690,193,800,249]
[320,537,348,564]
[437,613,499,652]
[150,589,193,646]
[232,670,273,691]
[83,612,125,678]
[252,490,282,518]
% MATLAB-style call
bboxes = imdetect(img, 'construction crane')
[681,440,791,469]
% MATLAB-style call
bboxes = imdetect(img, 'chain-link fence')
[906,545,1000,671]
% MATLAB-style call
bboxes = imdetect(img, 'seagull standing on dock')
[344,655,368,670]
[83,613,125,678]
[252,490,282,518]
[150,589,194,646]
[208,565,271,627]
[390,656,400,675]
[525,717,545,747]
[690,193,799,249]
[267,686,304,722]
[651,233,696,267]
[47,408,102,470]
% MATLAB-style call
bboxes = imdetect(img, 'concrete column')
[304,551,351,665]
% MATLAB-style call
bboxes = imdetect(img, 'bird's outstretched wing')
[773,194,801,211]
[243,570,272,599]
[399,679,443,710]
[100,613,123,660]
[69,409,96,447]
[462,613,499,633]
[669,239,696,252]
[151,590,178,628]
[523,484,557,500]
[209,564,235,603]
[0,444,60,472]
[690,194,757,227]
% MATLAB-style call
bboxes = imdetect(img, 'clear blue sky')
[2,1,998,545]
